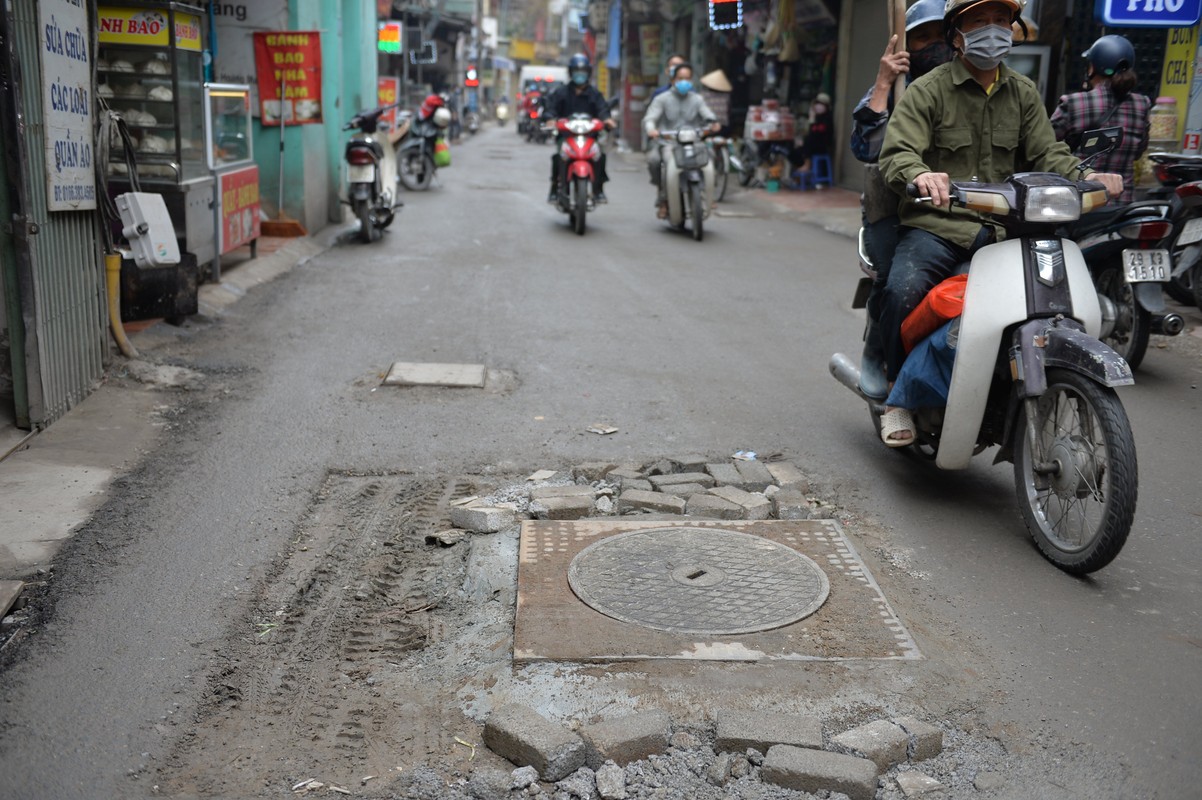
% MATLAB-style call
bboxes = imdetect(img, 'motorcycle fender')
[399,139,423,154]
[568,161,594,180]
[1042,324,1135,388]
[350,183,371,201]
[1132,281,1167,313]
[684,169,702,183]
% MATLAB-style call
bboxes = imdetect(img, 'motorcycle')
[831,158,1138,574]
[342,104,403,243]
[551,114,605,236]
[1063,184,1185,369]
[398,108,449,191]
[465,109,480,135]
[708,136,733,202]
[526,97,551,144]
[656,128,715,241]
[495,100,510,127]
[1148,152,1202,306]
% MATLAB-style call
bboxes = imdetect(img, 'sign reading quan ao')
[38,0,96,211]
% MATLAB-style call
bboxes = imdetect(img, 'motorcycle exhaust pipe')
[830,352,878,401]
[1152,313,1186,336]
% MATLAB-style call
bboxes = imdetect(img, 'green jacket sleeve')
[880,80,937,196]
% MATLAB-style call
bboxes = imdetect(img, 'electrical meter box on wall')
[116,192,181,267]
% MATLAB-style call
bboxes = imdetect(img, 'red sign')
[219,165,261,254]
[378,76,400,128]
[253,31,323,125]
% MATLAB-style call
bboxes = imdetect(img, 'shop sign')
[39,0,96,211]
[1096,0,1202,27]
[639,24,662,81]
[98,7,202,51]
[1158,26,1198,142]
[378,76,400,128]
[253,31,323,125]
[219,165,261,254]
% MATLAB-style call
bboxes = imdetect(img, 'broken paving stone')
[511,766,540,790]
[892,717,944,761]
[684,493,744,520]
[765,461,809,491]
[647,472,716,490]
[573,462,618,482]
[644,459,676,476]
[527,469,559,482]
[425,529,466,547]
[657,483,706,498]
[595,496,615,514]
[530,495,594,520]
[705,462,742,487]
[896,770,944,797]
[772,488,811,520]
[450,503,517,533]
[707,486,771,520]
[530,485,596,500]
[607,467,646,484]
[733,460,774,492]
[587,424,618,435]
[832,720,909,771]
[668,454,709,472]
[595,762,626,799]
[617,489,686,515]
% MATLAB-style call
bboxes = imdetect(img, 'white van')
[518,64,568,97]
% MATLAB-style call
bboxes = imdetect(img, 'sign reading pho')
[38,0,96,211]
[1097,0,1202,27]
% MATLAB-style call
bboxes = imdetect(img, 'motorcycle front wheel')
[400,151,435,191]
[736,141,758,187]
[689,182,704,242]
[714,148,730,202]
[573,177,588,236]
[1096,264,1151,369]
[1013,368,1137,575]
[353,198,378,243]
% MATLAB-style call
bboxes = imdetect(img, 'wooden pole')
[890,0,907,104]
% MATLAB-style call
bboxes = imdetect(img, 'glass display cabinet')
[98,2,216,280]
[205,83,261,273]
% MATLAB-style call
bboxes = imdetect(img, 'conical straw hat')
[700,69,733,92]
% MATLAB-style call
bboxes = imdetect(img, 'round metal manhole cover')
[566,527,829,635]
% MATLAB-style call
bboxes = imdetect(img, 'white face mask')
[958,23,1012,70]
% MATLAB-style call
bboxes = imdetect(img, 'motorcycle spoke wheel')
[1013,368,1137,574]
[715,151,730,201]
[400,152,433,191]
[689,183,704,241]
[354,200,378,243]
[1096,265,1150,369]
[573,178,587,236]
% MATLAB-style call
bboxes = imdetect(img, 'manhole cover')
[567,526,829,635]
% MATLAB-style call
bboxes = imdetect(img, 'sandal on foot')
[656,203,668,219]
[880,407,915,448]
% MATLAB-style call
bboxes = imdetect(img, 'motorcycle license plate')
[1176,217,1202,246]
[1122,248,1170,282]
[347,165,375,184]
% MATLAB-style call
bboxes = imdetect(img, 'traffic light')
[709,0,743,30]
[465,66,479,87]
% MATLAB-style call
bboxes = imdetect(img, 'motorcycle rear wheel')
[573,178,587,236]
[736,141,758,187]
[689,183,704,242]
[1013,368,1137,574]
[714,148,730,202]
[1096,264,1151,369]
[400,152,434,191]
[354,199,378,243]
[1164,268,1195,305]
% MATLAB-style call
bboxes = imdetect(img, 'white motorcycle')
[831,162,1139,574]
[656,128,715,241]
[342,104,403,243]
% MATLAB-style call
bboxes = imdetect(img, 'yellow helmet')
[943,0,1024,32]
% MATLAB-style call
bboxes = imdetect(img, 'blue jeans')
[881,226,992,382]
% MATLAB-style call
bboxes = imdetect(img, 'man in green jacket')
[876,0,1122,445]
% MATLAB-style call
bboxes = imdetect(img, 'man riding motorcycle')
[877,0,1124,446]
[643,62,720,219]
[545,53,616,204]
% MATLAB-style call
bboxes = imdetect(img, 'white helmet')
[432,107,452,128]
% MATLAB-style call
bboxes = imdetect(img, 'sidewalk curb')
[198,233,334,317]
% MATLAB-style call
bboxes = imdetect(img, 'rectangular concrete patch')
[382,362,486,388]
[514,519,920,663]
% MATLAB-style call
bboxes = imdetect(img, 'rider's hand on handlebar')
[914,171,951,207]
[647,128,659,139]
[1090,172,1124,198]
[605,118,617,130]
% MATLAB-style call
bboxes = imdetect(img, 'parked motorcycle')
[1063,187,1184,369]
[342,104,403,243]
[656,128,715,241]
[398,106,450,191]
[831,166,1138,574]
[551,114,605,235]
[1148,152,1202,306]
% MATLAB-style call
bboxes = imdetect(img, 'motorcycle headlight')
[1024,185,1081,223]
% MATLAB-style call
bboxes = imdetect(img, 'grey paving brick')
[684,494,744,520]
[707,486,771,520]
[482,704,587,781]
[892,717,944,761]
[761,744,879,800]
[766,461,809,491]
[531,495,595,520]
[659,483,707,498]
[530,484,596,500]
[607,467,646,483]
[705,462,742,486]
[772,488,811,520]
[734,460,774,491]
[832,720,910,770]
[622,479,653,492]
[647,472,716,489]
[450,503,516,533]
[669,454,709,472]
[715,710,823,753]
[572,462,619,481]
[580,710,671,769]
[617,489,686,515]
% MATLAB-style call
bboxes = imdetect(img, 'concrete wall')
[834,0,890,194]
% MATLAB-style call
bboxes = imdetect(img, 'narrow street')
[1,124,1201,799]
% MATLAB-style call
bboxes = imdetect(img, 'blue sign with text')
[1097,0,1202,27]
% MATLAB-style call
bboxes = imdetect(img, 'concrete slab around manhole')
[382,362,486,388]
[515,519,920,663]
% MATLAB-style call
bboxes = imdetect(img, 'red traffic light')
[465,65,479,87]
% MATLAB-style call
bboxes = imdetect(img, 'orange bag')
[901,273,968,353]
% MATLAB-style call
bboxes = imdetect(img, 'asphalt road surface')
[1,124,1199,799]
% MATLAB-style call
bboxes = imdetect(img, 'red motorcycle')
[552,114,605,235]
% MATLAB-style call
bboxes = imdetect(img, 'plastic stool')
[793,154,833,190]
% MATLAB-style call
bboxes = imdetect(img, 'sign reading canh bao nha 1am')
[252,31,323,125]
[39,0,96,211]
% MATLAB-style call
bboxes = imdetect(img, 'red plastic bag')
[901,273,968,353]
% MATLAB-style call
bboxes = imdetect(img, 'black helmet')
[567,53,592,75]
[1083,35,1135,77]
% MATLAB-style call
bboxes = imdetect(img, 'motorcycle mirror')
[1076,126,1123,171]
